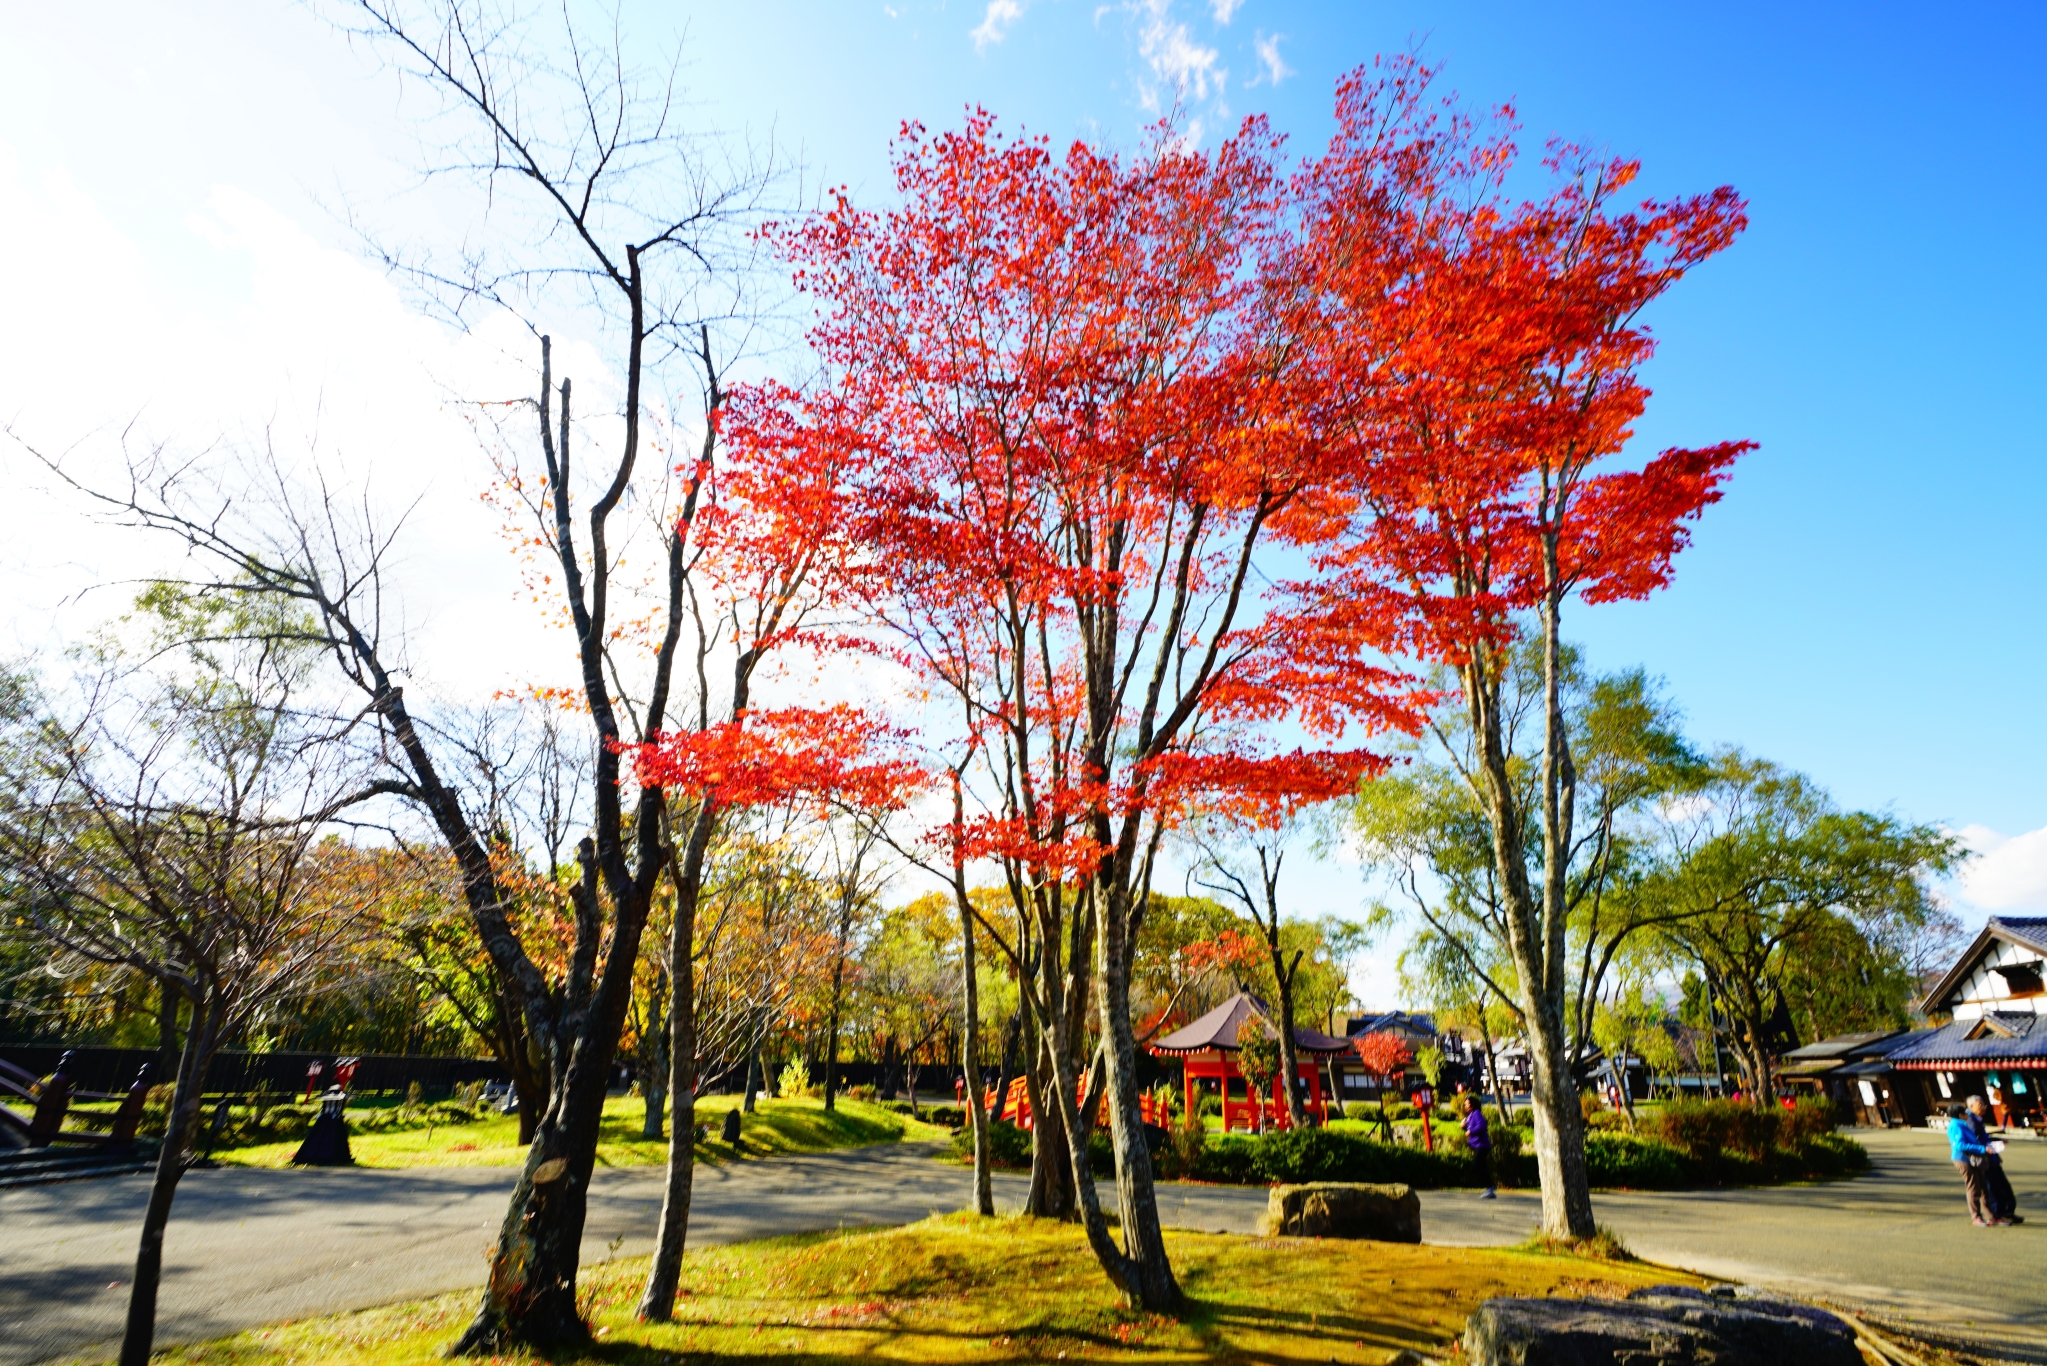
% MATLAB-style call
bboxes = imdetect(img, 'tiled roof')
[1346,1010,1438,1039]
[1148,992,1352,1057]
[1887,1016,2047,1068]
[1990,917,2047,954]
[1779,1031,1904,1061]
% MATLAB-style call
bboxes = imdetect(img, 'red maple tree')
[725,108,1424,1309]
[1293,59,1752,1238]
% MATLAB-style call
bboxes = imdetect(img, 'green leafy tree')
[1642,754,1964,1100]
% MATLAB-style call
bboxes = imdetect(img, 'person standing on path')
[1949,1102,2007,1226]
[1966,1094,2023,1225]
[1462,1094,1495,1199]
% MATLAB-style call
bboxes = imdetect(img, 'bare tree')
[0,619,373,1366]
[1189,817,1315,1129]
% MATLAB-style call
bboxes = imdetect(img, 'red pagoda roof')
[1148,992,1352,1057]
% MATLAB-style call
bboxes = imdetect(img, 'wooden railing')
[0,1052,152,1149]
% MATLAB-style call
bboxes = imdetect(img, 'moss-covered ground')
[218,1094,950,1170]
[135,1214,1690,1366]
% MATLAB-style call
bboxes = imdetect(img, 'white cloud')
[1209,0,1246,23]
[1131,0,1227,110]
[1251,30,1292,86]
[1955,823,2047,912]
[971,0,1026,50]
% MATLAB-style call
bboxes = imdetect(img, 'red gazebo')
[1149,993,1352,1132]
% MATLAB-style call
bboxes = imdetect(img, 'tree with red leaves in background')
[1293,60,1752,1240]
[726,110,1421,1310]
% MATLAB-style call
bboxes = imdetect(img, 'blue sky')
[3,2,2044,964]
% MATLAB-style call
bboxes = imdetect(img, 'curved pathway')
[2,1128,2039,1364]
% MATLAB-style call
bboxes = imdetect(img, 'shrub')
[848,1084,877,1103]
[1650,1098,1745,1157]
[1192,1127,1513,1189]
[778,1058,813,1099]
[1582,1133,1687,1190]
[949,1119,1025,1166]
[1197,1094,1222,1118]
[260,1105,310,1139]
[1386,1101,1417,1121]
[1158,1111,1207,1180]
[924,1104,966,1129]
[1342,1102,1371,1121]
[1780,1096,1839,1145]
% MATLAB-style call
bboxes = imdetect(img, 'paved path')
[3,1128,2040,1364]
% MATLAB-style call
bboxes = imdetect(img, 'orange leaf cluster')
[633,706,923,812]
[1350,1030,1415,1079]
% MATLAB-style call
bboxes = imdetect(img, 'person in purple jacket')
[1461,1094,1495,1199]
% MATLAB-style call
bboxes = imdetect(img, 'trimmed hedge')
[948,1107,1868,1191]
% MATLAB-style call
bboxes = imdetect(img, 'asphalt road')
[2,1127,2039,1365]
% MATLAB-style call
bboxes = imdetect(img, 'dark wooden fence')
[0,1045,506,1098]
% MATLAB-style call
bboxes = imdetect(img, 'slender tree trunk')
[119,996,222,1366]
[1023,1027,1072,1219]
[1467,635,1596,1240]
[990,1008,1021,1123]
[638,810,713,1322]
[957,910,992,1214]
[823,907,852,1113]
[640,970,668,1140]
[1274,967,1306,1128]
[154,981,180,1088]
[742,1032,762,1114]
[1092,921,1180,1310]
[1477,1010,1510,1131]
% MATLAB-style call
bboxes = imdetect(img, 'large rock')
[1463,1285,1861,1366]
[1260,1182,1421,1242]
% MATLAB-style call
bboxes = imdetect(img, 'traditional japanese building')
[1148,993,1350,1131]
[1888,915,2047,1130]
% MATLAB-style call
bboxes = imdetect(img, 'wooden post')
[110,1065,153,1143]
[29,1053,74,1148]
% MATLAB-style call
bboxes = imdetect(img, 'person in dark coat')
[1967,1095,2023,1224]
[1461,1094,1495,1199]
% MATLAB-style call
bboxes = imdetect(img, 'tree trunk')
[119,995,222,1366]
[154,981,180,1089]
[640,970,668,1140]
[823,908,852,1113]
[1274,967,1306,1128]
[1523,1001,1594,1237]
[1023,1030,1073,1219]
[637,811,712,1322]
[990,1008,1021,1123]
[957,888,993,1215]
[1091,932,1180,1311]
[742,1035,762,1114]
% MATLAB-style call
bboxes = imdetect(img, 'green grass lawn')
[138,1213,1688,1365]
[219,1094,951,1170]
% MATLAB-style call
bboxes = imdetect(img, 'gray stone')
[721,1108,742,1143]
[1463,1284,1861,1366]
[1259,1182,1421,1242]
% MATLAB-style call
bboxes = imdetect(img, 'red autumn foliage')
[1351,1030,1416,1080]
[633,706,922,811]
[1287,60,1753,671]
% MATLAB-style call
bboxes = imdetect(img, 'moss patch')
[130,1213,1693,1365]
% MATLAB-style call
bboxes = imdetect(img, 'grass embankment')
[220,1094,949,1170]
[141,1214,1688,1366]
